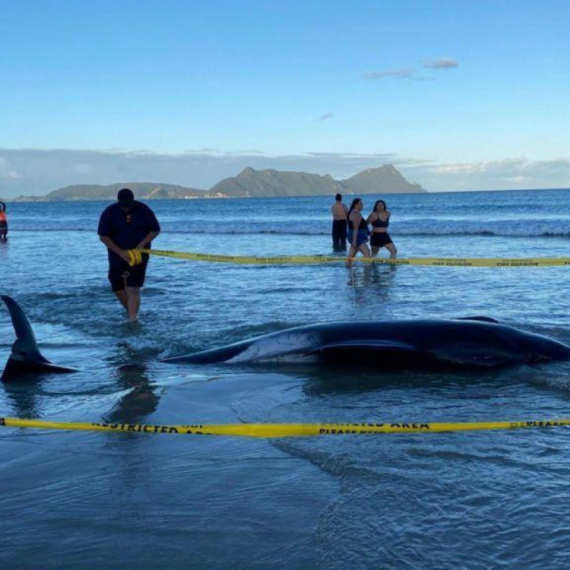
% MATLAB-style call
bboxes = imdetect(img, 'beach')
[2,189,570,568]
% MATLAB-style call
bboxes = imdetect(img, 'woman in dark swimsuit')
[366,200,397,258]
[347,198,371,259]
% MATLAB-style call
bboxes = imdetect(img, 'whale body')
[3,294,570,381]
[161,319,570,368]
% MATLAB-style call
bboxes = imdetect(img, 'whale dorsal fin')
[1,295,78,381]
[1,295,45,361]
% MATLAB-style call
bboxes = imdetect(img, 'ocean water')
[1,189,570,569]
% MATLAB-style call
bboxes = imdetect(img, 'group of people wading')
[331,193,397,259]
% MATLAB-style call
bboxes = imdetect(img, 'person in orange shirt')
[0,202,8,242]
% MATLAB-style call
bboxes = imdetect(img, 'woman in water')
[0,201,7,242]
[367,199,397,258]
[347,198,370,258]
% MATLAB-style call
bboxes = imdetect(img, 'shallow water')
[2,190,570,568]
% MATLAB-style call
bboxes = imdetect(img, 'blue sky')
[1,0,569,195]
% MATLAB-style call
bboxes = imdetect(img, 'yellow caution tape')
[138,249,570,267]
[2,417,570,437]
[127,249,143,267]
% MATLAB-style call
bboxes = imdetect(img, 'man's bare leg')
[126,287,141,322]
[114,290,129,311]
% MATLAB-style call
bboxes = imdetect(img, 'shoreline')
[5,186,570,203]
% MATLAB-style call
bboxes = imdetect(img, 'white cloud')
[361,57,458,82]
[0,148,397,197]
[424,57,459,69]
[410,158,570,191]
[1,149,568,197]
[361,67,414,80]
[0,158,21,179]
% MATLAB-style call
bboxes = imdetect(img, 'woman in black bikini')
[367,200,397,258]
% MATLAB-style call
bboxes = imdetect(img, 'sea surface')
[1,189,570,569]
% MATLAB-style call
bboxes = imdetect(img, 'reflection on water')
[104,364,160,424]
[346,263,398,312]
[300,365,519,398]
[2,377,43,418]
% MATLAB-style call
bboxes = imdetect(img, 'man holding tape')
[98,188,161,323]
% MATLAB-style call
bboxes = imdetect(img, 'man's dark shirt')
[98,201,160,267]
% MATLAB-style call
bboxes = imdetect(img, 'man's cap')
[117,188,135,207]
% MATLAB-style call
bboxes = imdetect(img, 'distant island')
[11,164,426,202]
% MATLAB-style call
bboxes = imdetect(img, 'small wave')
[11,226,570,238]
[397,230,570,238]
[396,230,569,237]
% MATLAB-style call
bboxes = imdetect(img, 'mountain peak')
[342,164,425,194]
[20,164,426,201]
[206,163,425,198]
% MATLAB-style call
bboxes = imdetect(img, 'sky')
[0,0,569,196]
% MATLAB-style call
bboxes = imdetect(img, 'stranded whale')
[3,295,570,381]
[162,319,570,367]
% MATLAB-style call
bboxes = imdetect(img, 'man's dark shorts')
[108,259,149,292]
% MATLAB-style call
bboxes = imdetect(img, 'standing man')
[98,188,160,323]
[0,201,8,242]
[331,193,348,250]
